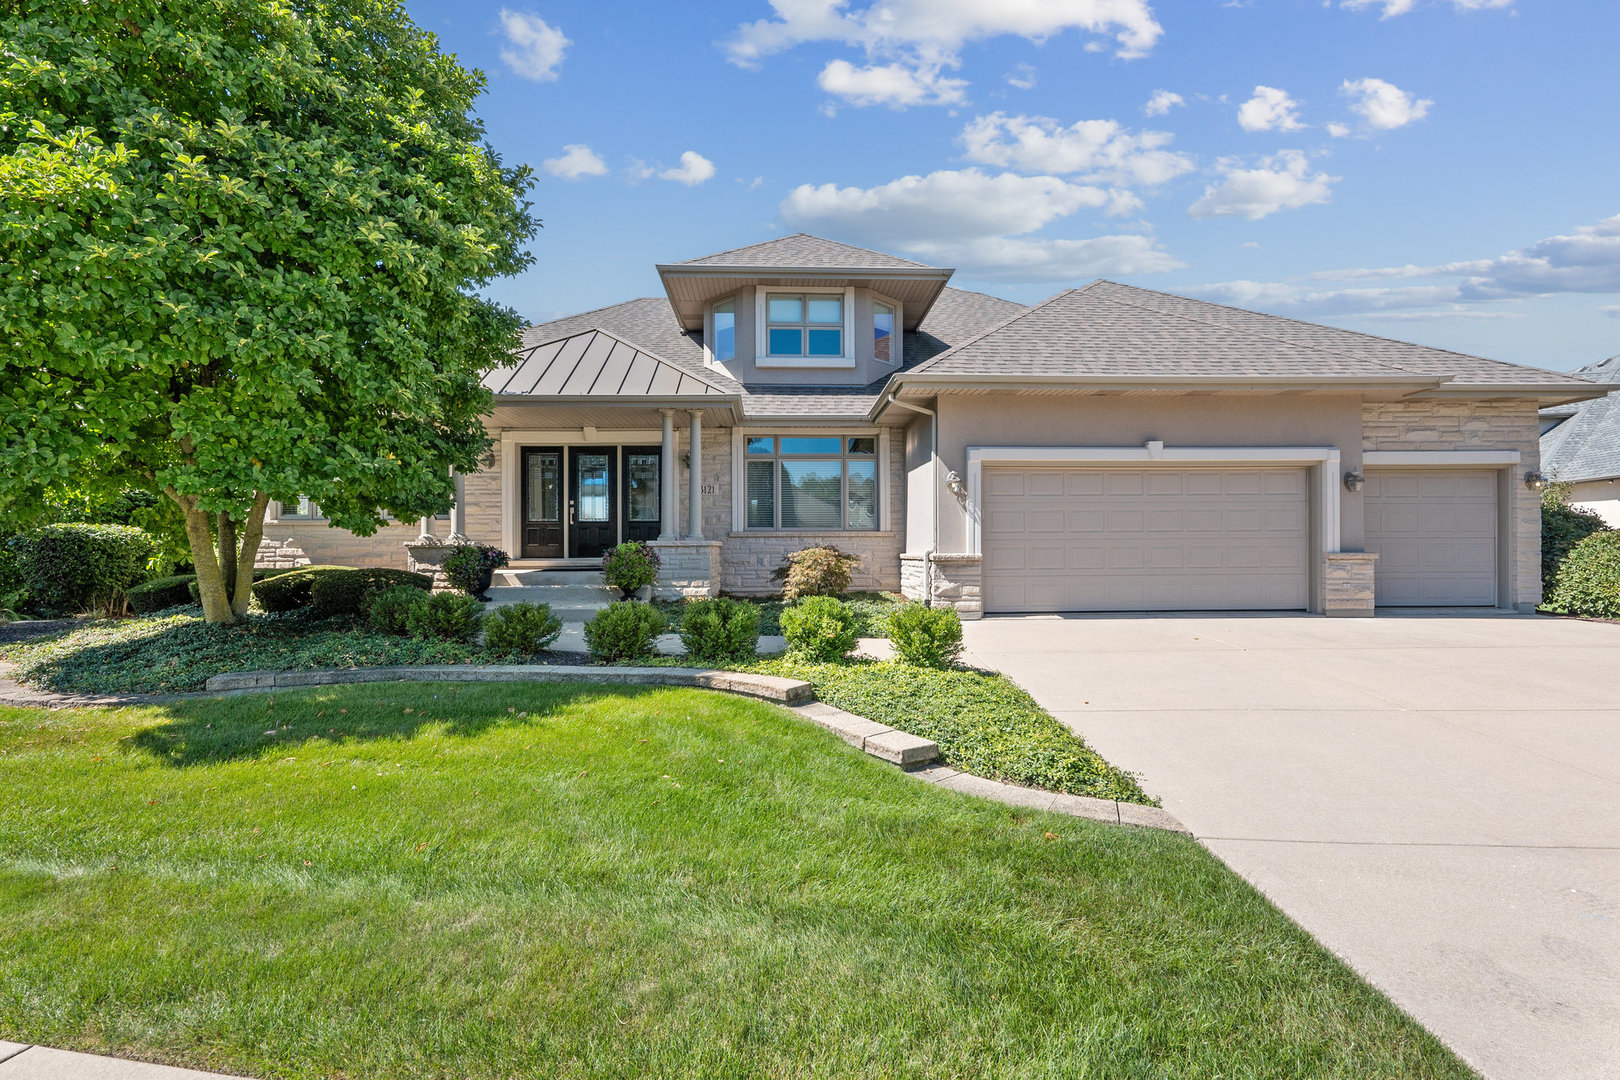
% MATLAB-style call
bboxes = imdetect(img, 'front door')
[568,447,616,558]
[521,447,563,558]
[622,446,663,543]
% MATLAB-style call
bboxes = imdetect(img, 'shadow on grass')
[129,680,665,767]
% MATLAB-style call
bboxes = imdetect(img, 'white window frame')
[731,427,890,532]
[753,286,856,369]
[871,290,902,368]
[705,294,738,368]
[272,496,323,521]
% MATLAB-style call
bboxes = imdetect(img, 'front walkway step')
[493,569,604,587]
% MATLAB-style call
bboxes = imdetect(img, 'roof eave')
[494,393,743,421]
[1403,383,1611,404]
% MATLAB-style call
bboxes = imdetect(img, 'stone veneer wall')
[648,540,721,600]
[898,553,983,619]
[1361,399,1542,608]
[1322,552,1377,617]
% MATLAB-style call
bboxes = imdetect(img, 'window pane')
[746,436,774,454]
[768,327,802,356]
[847,437,876,455]
[746,460,775,528]
[873,302,895,363]
[576,453,609,522]
[779,436,840,455]
[806,328,842,356]
[806,296,842,324]
[767,295,802,323]
[847,460,877,530]
[713,298,735,362]
[781,461,842,529]
[527,453,559,522]
[626,453,660,522]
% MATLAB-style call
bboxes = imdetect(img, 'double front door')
[521,446,662,559]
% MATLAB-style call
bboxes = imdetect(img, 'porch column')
[448,467,469,543]
[416,517,433,541]
[659,409,677,540]
[686,410,703,539]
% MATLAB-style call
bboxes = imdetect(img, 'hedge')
[128,574,198,614]
[250,566,356,612]
[12,524,158,615]
[310,568,433,617]
[1543,530,1620,618]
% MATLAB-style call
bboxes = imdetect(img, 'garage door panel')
[1364,469,1497,607]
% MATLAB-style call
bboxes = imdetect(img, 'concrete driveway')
[961,612,1620,1080]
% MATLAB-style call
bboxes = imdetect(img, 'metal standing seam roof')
[485,328,730,398]
[1540,355,1620,482]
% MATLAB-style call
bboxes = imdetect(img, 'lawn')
[0,683,1472,1080]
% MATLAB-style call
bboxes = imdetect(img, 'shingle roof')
[1540,355,1620,482]
[486,328,729,398]
[675,233,936,270]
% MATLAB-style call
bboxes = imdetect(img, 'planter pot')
[472,567,494,601]
[612,584,653,602]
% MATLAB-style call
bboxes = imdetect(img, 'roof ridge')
[908,287,1086,375]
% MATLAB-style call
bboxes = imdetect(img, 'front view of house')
[259,234,1602,617]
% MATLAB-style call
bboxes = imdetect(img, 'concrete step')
[494,569,604,587]
[485,583,617,605]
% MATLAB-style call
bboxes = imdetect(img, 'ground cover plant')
[0,683,1473,1080]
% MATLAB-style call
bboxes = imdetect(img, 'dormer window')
[874,300,897,364]
[768,293,843,357]
[711,297,735,362]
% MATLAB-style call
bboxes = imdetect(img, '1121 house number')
[701,484,717,494]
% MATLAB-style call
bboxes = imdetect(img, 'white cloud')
[959,112,1195,187]
[1187,151,1337,220]
[660,151,716,186]
[541,144,607,180]
[1342,0,1511,16]
[1144,89,1184,116]
[1602,305,1620,319]
[498,10,569,82]
[1006,63,1037,90]
[1327,122,1352,138]
[778,167,1179,281]
[1341,77,1432,130]
[1236,86,1304,133]
[818,58,967,107]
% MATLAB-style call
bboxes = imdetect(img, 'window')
[873,300,897,364]
[279,496,322,521]
[743,435,878,531]
[766,293,843,357]
[711,297,735,362]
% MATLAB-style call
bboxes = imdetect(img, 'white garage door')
[981,467,1310,614]
[1364,470,1498,606]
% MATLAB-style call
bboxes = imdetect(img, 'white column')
[659,409,677,540]
[686,410,703,540]
[448,467,469,543]
[416,517,433,541]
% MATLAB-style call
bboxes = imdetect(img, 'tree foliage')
[0,0,538,620]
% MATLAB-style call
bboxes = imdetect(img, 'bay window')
[766,293,843,358]
[711,297,735,362]
[744,435,878,531]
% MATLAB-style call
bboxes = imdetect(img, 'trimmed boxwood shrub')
[405,590,484,642]
[364,585,427,636]
[886,603,963,669]
[128,574,198,614]
[189,567,298,605]
[483,601,564,656]
[779,595,859,661]
[1544,530,1620,618]
[678,597,760,663]
[250,566,355,612]
[13,523,158,615]
[310,568,433,617]
[584,601,667,662]
[774,545,860,601]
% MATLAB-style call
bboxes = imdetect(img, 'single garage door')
[1364,469,1498,606]
[981,467,1310,614]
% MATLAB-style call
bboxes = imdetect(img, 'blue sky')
[403,0,1619,371]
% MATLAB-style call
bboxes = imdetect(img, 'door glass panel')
[781,461,842,529]
[746,460,775,528]
[576,453,609,522]
[626,453,660,522]
[527,453,559,521]
[847,460,877,530]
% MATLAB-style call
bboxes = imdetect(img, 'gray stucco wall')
[711,285,901,388]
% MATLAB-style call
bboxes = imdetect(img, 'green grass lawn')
[0,682,1471,1079]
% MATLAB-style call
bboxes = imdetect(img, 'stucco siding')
[1566,480,1620,526]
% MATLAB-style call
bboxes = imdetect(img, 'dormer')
[656,234,954,386]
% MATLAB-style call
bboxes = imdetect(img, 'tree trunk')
[167,489,234,623]
[216,512,237,606]
[231,493,269,617]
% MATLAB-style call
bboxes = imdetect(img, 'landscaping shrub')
[187,567,296,605]
[406,590,484,643]
[483,601,564,657]
[310,568,432,618]
[1542,485,1609,590]
[0,535,27,613]
[779,595,859,661]
[441,544,510,594]
[128,574,198,614]
[886,603,963,669]
[602,540,660,597]
[678,597,761,664]
[250,566,356,612]
[774,545,860,600]
[584,601,667,662]
[13,523,158,615]
[1543,530,1620,618]
[364,585,426,636]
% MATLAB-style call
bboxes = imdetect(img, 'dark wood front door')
[622,446,662,543]
[568,447,616,558]
[520,447,563,558]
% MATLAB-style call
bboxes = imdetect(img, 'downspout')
[885,392,938,607]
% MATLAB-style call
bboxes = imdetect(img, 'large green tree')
[0,0,537,621]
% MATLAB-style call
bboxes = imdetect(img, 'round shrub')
[779,595,859,661]
[249,566,355,612]
[1542,500,1609,590]
[128,574,198,614]
[583,601,667,662]
[1544,530,1620,618]
[365,585,426,636]
[601,541,660,597]
[405,590,485,642]
[886,602,963,669]
[774,545,860,601]
[483,601,564,657]
[440,544,509,595]
[678,597,761,664]
[187,566,297,605]
[13,523,159,615]
[310,567,432,618]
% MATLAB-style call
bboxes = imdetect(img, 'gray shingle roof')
[486,328,728,398]
[1540,355,1620,482]
[675,233,935,270]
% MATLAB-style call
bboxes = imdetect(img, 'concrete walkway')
[0,1043,247,1078]
[962,611,1620,1080]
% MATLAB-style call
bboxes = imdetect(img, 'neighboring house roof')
[1540,355,1620,482]
[486,327,730,400]
[674,233,934,270]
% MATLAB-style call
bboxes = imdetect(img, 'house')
[1539,354,1620,525]
[258,234,1602,617]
